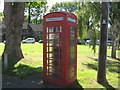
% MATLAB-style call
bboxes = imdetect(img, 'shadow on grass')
[107,56,120,61]
[2,63,45,88]
[82,57,119,89]
[84,57,120,73]
[66,80,83,89]
[3,64,83,90]
[116,58,120,61]
[3,63,43,79]
[99,83,116,90]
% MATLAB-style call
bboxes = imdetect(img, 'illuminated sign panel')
[68,17,76,23]
[46,17,64,22]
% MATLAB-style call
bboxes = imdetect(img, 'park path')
[2,74,44,88]
[2,74,63,88]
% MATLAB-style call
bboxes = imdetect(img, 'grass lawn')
[0,42,119,88]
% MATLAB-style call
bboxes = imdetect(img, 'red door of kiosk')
[43,12,77,86]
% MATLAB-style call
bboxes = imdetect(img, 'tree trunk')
[97,2,109,84]
[28,3,31,23]
[111,24,117,58]
[3,2,25,63]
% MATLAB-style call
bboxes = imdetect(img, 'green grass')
[1,43,43,79]
[0,43,119,88]
[77,45,119,88]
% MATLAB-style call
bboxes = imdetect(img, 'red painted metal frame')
[43,12,77,86]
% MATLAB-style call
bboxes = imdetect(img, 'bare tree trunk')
[3,2,25,63]
[111,24,117,58]
[28,3,31,23]
[97,2,109,84]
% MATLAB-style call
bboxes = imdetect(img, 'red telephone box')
[43,12,77,86]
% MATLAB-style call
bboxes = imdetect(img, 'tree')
[76,2,101,53]
[117,24,120,51]
[50,1,78,13]
[97,2,109,84]
[111,24,117,58]
[2,2,25,67]
[110,2,120,58]
[25,2,47,24]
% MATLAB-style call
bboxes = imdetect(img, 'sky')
[0,0,74,13]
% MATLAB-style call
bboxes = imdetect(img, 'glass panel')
[48,73,59,80]
[60,26,62,32]
[55,27,60,32]
[70,58,75,65]
[47,73,49,76]
[49,47,61,53]
[49,60,59,66]
[70,46,75,52]
[70,41,75,46]
[49,40,59,44]
[46,34,49,39]
[49,47,53,53]
[49,27,61,33]
[70,27,75,33]
[49,33,55,39]
[49,33,59,40]
[59,33,62,39]
[47,53,49,59]
[46,26,62,80]
[49,53,53,59]
[70,34,75,40]
[70,67,74,72]
[47,60,49,66]
[53,53,60,60]
[47,27,49,33]
[70,71,75,78]
[47,40,49,46]
[48,65,60,80]
[49,60,53,64]
[70,51,75,58]
[49,40,60,46]
[49,67,55,72]
[47,46,48,52]
[49,27,54,32]
[69,26,76,79]
[53,47,60,53]
[59,54,62,60]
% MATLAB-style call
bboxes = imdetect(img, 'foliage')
[109,2,120,25]
[50,2,101,53]
[0,12,3,16]
[109,2,120,40]
[76,2,101,53]
[50,1,78,13]
[0,12,3,21]
[109,2,120,58]
[36,32,43,41]
[109,2,120,38]
[25,2,48,24]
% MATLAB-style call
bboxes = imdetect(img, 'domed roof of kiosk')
[44,11,77,19]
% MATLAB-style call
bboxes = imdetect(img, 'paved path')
[2,74,63,88]
[2,74,45,88]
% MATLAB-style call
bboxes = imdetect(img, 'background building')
[0,22,43,42]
